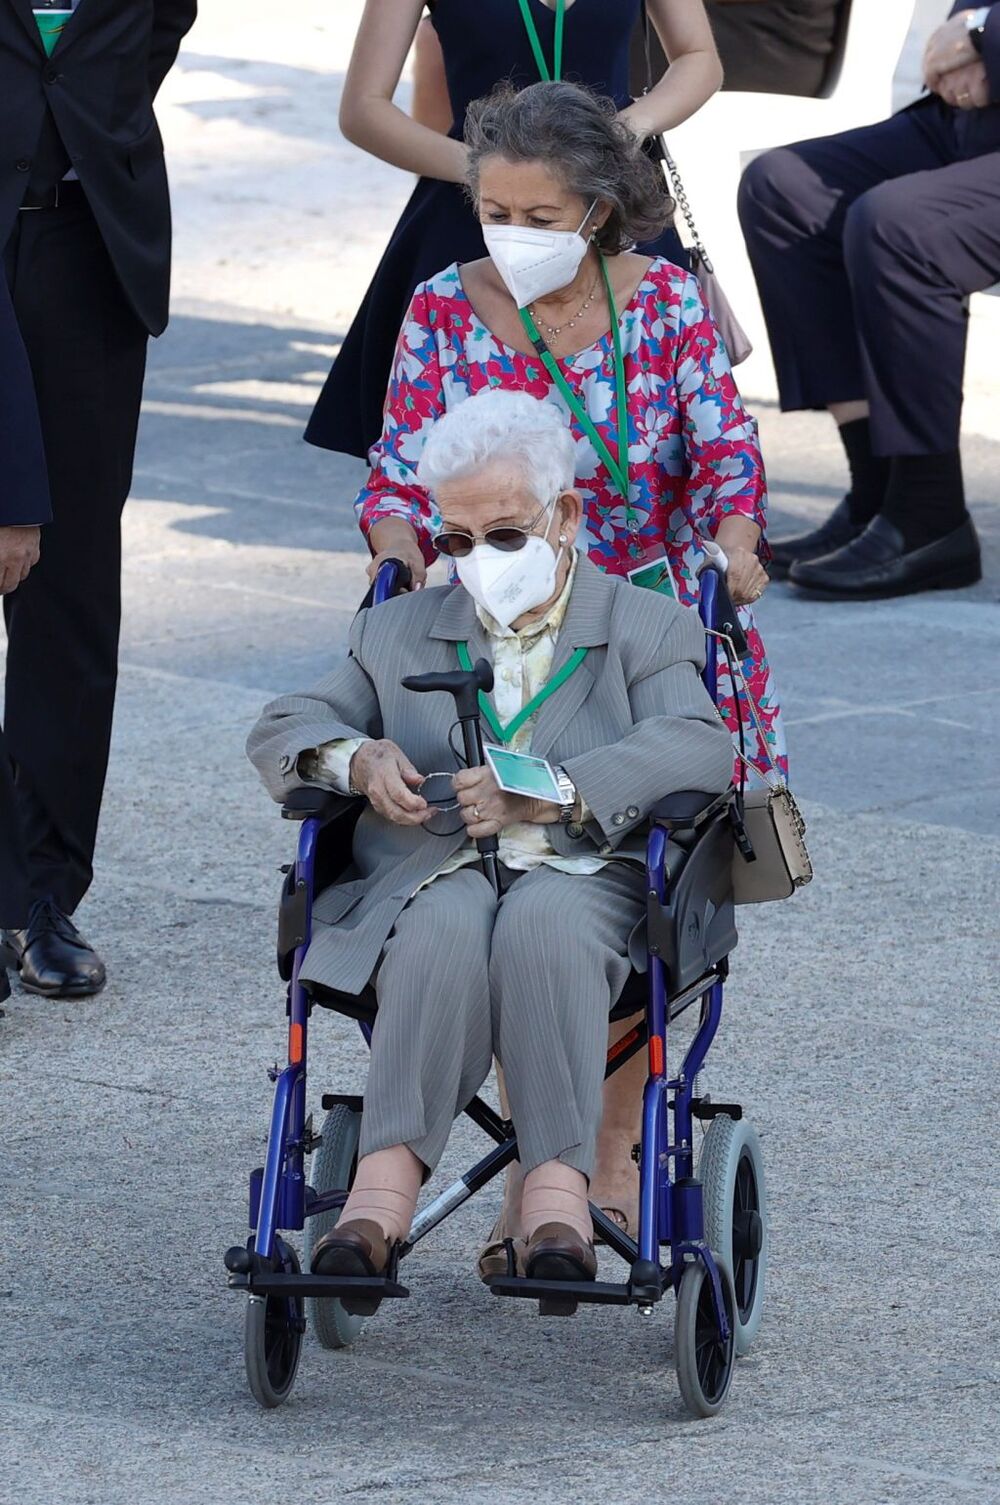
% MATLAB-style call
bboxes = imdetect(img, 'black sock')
[881,451,966,550]
[838,418,890,526]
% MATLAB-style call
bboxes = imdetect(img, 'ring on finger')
[472,804,481,820]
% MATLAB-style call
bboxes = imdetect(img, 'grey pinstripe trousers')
[359,859,648,1178]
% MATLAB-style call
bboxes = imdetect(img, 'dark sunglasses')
[432,497,554,560]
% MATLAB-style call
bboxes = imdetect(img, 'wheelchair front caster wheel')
[699,1114,767,1355]
[674,1259,736,1418]
[244,1236,304,1409]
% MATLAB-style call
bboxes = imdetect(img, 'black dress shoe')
[788,515,982,601]
[2,898,107,998]
[768,497,864,580]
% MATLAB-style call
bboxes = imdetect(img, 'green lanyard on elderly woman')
[518,256,634,514]
[516,0,565,82]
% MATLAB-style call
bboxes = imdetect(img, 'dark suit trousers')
[3,195,147,913]
[737,99,1000,456]
[0,724,28,928]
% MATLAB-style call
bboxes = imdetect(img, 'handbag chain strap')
[706,627,785,790]
[639,0,714,274]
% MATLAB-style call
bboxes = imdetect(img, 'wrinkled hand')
[453,765,558,841]
[349,739,428,826]
[725,545,769,607]
[365,518,428,588]
[923,13,980,91]
[0,526,41,593]
[933,58,991,108]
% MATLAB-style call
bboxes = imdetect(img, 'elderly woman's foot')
[525,1223,597,1283]
[521,1162,596,1288]
[310,1218,392,1278]
[316,1144,422,1291]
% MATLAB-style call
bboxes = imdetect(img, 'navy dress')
[305,0,685,459]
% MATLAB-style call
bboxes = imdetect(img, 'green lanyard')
[457,640,589,745]
[518,255,634,520]
[516,0,565,82]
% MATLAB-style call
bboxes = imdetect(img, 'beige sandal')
[476,1216,526,1283]
[593,1206,630,1245]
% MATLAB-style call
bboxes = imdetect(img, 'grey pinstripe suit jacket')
[247,554,733,995]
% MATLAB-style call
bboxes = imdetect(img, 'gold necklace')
[528,268,601,342]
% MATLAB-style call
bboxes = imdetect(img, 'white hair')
[418,389,576,505]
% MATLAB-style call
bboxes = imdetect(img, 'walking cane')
[401,661,504,895]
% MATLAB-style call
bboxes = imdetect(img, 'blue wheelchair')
[224,558,769,1418]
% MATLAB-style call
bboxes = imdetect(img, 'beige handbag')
[734,782,813,905]
[709,626,814,904]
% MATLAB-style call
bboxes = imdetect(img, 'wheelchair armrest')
[650,788,735,831]
[281,787,361,824]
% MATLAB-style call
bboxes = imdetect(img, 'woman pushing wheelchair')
[248,391,733,1293]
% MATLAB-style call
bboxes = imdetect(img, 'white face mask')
[482,200,597,309]
[455,502,563,630]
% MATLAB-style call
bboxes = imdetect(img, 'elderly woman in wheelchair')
[237,390,767,1415]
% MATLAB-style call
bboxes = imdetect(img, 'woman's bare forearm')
[620,50,722,136]
[340,98,468,181]
[339,0,466,182]
[620,0,722,138]
[714,515,762,552]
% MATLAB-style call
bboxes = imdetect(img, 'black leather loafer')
[2,898,107,998]
[768,497,863,580]
[788,515,982,601]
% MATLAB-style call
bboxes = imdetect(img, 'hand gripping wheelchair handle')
[360,557,413,611]
[698,551,748,659]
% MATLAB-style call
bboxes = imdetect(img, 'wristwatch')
[553,764,578,822]
[965,6,991,53]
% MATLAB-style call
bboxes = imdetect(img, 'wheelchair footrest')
[235,1271,409,1301]
[488,1276,633,1307]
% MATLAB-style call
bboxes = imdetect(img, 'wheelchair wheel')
[303,1103,365,1350]
[699,1115,767,1355]
[674,1258,736,1419]
[244,1235,304,1409]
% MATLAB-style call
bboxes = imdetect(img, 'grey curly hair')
[464,80,673,256]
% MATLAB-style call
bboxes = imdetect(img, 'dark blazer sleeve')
[0,280,51,527]
[148,0,198,97]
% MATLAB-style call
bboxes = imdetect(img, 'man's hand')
[0,526,41,594]
[453,765,558,840]
[724,544,769,607]
[349,739,429,826]
[924,12,982,91]
[366,517,428,588]
[933,58,991,108]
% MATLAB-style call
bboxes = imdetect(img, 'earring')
[558,534,568,544]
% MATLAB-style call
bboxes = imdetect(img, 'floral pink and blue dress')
[354,255,786,778]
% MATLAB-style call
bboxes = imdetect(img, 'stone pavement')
[1,6,998,1503]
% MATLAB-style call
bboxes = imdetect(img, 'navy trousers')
[738,99,1000,456]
